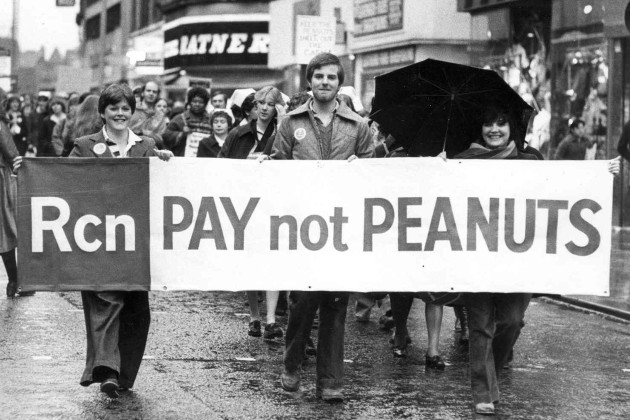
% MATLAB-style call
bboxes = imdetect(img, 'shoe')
[100,377,120,398]
[263,323,283,339]
[17,290,35,297]
[248,320,262,337]
[305,337,317,356]
[6,282,17,298]
[475,402,495,415]
[425,354,446,370]
[355,313,371,323]
[316,387,344,403]
[379,312,395,330]
[280,369,300,392]
[389,332,411,346]
[392,346,407,358]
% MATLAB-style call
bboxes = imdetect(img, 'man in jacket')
[271,52,373,402]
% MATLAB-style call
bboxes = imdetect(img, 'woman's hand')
[154,149,174,161]
[608,156,621,175]
[257,154,270,163]
[347,155,357,162]
[12,156,23,174]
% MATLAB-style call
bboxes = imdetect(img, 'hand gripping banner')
[17,157,613,295]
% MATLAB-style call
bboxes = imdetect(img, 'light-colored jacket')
[271,98,373,160]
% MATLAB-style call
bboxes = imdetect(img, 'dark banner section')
[17,158,151,291]
[164,21,269,69]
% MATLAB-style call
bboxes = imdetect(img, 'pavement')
[1,277,630,419]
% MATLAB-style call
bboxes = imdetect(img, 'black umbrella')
[369,59,535,157]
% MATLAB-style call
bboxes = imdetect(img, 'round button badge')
[294,128,306,140]
[93,143,107,155]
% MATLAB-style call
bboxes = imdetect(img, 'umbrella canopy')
[369,59,535,157]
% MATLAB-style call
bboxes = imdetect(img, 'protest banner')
[18,157,612,295]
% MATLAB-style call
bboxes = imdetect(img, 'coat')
[0,121,19,252]
[219,119,276,159]
[163,110,213,157]
[70,129,156,158]
[271,98,374,161]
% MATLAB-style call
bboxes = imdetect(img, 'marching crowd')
[0,52,623,416]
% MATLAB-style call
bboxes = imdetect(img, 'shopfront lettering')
[175,33,270,57]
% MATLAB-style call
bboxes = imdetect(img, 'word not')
[31,197,135,252]
[270,207,348,251]
[364,197,601,256]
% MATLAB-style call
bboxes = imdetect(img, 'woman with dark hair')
[39,97,67,156]
[163,86,213,157]
[59,95,102,157]
[455,105,539,415]
[4,95,29,156]
[0,109,23,297]
[197,110,233,158]
[70,83,172,398]
[219,85,286,339]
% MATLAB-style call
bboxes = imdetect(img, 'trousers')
[284,291,349,390]
[466,293,531,404]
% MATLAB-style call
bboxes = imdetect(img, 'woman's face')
[213,116,229,136]
[482,116,511,149]
[156,99,168,114]
[256,94,277,124]
[51,103,63,115]
[101,99,132,133]
[190,96,206,115]
[9,99,20,111]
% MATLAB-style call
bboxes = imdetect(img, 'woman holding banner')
[0,117,22,298]
[70,83,172,398]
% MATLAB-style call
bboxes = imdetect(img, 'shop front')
[161,14,283,101]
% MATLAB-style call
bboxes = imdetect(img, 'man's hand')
[12,156,23,174]
[609,156,621,175]
[257,154,270,163]
[347,155,357,162]
[154,149,174,161]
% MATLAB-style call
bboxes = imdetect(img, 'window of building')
[86,0,99,7]
[139,0,151,29]
[106,3,121,33]
[85,14,101,40]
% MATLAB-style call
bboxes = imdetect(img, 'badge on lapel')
[294,128,306,140]
[93,143,107,155]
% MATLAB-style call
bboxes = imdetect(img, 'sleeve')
[162,114,185,151]
[51,119,65,156]
[554,139,568,160]
[68,139,83,157]
[218,128,238,158]
[270,117,293,160]
[0,122,20,162]
[354,120,375,159]
[197,139,211,158]
[617,121,630,161]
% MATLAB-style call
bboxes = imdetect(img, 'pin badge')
[93,143,107,155]
[294,128,306,140]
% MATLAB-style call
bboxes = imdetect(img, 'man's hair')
[187,87,210,105]
[143,81,161,96]
[211,110,233,129]
[569,118,585,130]
[254,86,285,106]
[211,91,228,104]
[287,91,311,112]
[306,52,345,85]
[98,83,136,115]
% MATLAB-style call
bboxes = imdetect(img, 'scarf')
[455,141,518,160]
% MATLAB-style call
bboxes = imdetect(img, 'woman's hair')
[74,95,103,138]
[241,93,256,114]
[187,87,210,106]
[98,83,136,115]
[480,106,511,127]
[287,91,311,112]
[48,98,66,114]
[5,96,21,111]
[254,86,285,106]
[211,110,233,129]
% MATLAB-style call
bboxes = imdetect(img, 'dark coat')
[219,119,276,159]
[69,130,156,158]
[197,134,223,158]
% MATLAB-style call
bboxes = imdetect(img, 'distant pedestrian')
[4,95,29,156]
[197,110,232,158]
[554,118,590,160]
[270,53,374,402]
[39,97,67,156]
[163,87,212,157]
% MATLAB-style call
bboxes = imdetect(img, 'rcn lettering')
[31,197,135,253]
[364,197,601,257]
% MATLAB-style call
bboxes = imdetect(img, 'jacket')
[197,134,223,158]
[69,129,156,158]
[271,98,373,161]
[163,110,212,157]
[219,119,276,159]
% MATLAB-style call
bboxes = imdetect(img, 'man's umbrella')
[369,59,535,157]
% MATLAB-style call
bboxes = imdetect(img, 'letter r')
[31,197,72,252]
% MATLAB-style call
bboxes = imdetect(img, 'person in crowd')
[69,83,172,399]
[197,110,232,158]
[129,81,167,148]
[27,92,50,156]
[211,91,228,110]
[454,105,541,415]
[163,87,213,157]
[132,86,143,106]
[238,93,258,126]
[59,95,102,157]
[4,95,29,156]
[21,94,33,119]
[218,86,286,339]
[269,53,374,402]
[0,112,23,298]
[52,95,80,156]
[229,88,256,127]
[39,97,67,156]
[156,98,169,123]
[554,118,590,160]
[169,100,186,120]
[286,91,311,112]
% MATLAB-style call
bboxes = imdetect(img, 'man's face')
[572,123,585,137]
[211,94,226,109]
[143,82,159,105]
[37,97,48,110]
[309,65,341,105]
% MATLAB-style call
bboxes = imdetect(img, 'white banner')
[149,157,613,295]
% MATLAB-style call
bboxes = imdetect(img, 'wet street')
[1,279,630,419]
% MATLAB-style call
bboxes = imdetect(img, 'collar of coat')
[87,128,144,145]
[287,97,363,123]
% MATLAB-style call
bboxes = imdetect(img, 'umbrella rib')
[415,74,452,95]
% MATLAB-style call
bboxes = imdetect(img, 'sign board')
[163,17,269,70]
[18,158,613,295]
[354,0,404,37]
[295,15,336,64]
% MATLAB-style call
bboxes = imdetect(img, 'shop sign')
[163,20,269,69]
[362,46,414,69]
[354,0,404,37]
